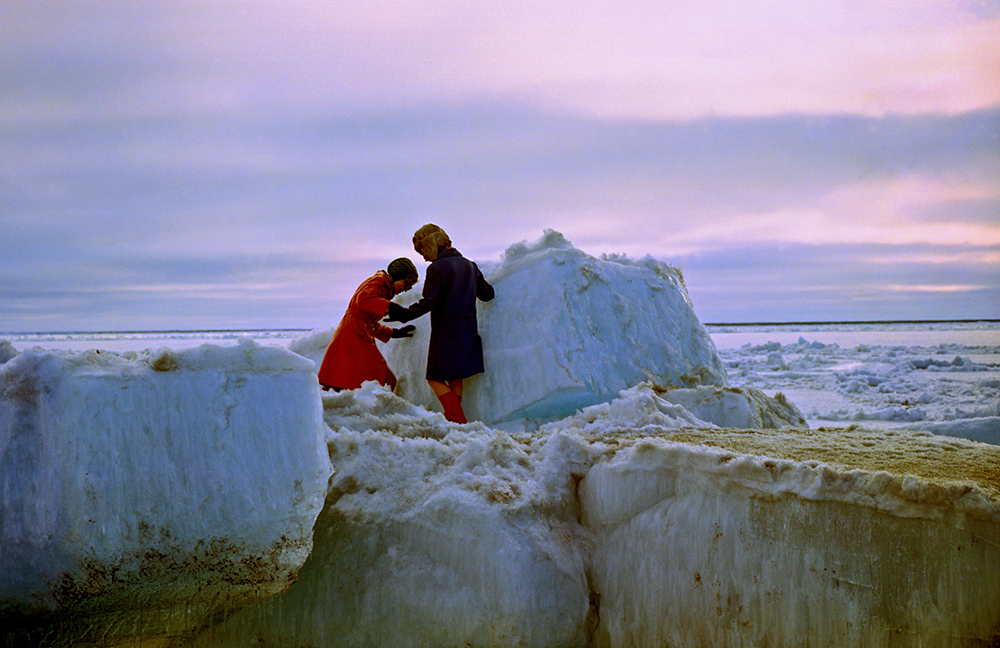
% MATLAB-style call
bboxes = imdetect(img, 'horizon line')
[703,318,1000,327]
[3,318,998,336]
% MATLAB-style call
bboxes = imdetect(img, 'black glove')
[384,302,408,323]
[391,325,416,339]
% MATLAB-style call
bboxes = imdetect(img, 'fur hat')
[412,224,451,261]
[386,257,417,280]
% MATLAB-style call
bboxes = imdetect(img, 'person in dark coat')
[385,224,495,423]
[318,258,418,392]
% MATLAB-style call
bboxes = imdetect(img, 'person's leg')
[386,369,398,392]
[427,379,467,423]
[427,379,450,398]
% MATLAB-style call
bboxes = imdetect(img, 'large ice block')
[0,340,331,646]
[581,427,1000,647]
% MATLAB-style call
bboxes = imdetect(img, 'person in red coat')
[318,258,419,392]
[385,224,495,423]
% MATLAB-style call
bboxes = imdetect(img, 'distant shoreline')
[1,328,312,336]
[3,320,998,336]
[703,319,1000,327]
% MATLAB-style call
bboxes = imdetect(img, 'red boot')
[438,391,467,424]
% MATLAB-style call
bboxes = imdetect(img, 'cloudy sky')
[2,0,998,331]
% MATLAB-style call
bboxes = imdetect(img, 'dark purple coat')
[399,248,495,381]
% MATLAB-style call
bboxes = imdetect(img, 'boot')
[438,391,467,424]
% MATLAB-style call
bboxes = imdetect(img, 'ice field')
[711,321,1000,444]
[2,231,998,646]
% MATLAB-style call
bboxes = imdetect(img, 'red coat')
[318,271,396,390]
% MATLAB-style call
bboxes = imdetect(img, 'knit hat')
[387,257,417,281]
[412,224,451,261]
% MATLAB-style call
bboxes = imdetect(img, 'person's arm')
[356,294,395,342]
[373,323,414,342]
[476,265,495,302]
[354,276,395,338]
[372,323,394,343]
[356,293,391,319]
[387,265,441,322]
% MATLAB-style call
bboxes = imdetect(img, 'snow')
[2,231,999,647]
[193,386,595,647]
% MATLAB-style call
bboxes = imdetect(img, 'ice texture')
[190,382,595,647]
[581,432,1000,647]
[658,384,806,429]
[0,340,331,645]
[192,384,1000,647]
[712,328,1000,441]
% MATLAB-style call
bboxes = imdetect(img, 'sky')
[2,0,998,331]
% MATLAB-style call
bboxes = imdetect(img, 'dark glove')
[391,325,416,339]
[384,302,408,323]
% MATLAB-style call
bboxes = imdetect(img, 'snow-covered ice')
[710,323,1000,445]
[581,425,1000,647]
[190,382,1000,647]
[2,231,999,647]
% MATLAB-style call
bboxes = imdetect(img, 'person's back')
[428,248,494,317]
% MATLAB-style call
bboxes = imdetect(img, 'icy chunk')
[543,383,806,433]
[659,385,806,429]
[0,340,16,364]
[903,417,1000,446]
[0,341,331,646]
[581,429,1000,647]
[544,383,715,432]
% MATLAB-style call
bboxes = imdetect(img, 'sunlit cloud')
[664,173,1000,252]
[220,0,1000,119]
[878,284,989,293]
[484,2,1000,119]
[816,175,1000,246]
[867,250,1000,265]
[6,0,995,125]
